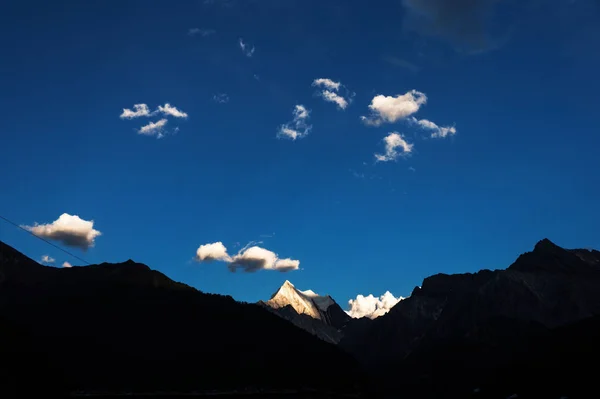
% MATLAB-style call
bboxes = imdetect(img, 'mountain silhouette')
[0,240,370,397]
[340,238,600,398]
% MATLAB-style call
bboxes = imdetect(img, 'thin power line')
[0,214,90,265]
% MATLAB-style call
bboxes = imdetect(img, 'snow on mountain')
[266,280,335,320]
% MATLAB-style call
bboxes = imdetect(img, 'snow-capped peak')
[299,289,335,311]
[266,281,335,320]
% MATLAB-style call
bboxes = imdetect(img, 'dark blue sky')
[1,0,599,310]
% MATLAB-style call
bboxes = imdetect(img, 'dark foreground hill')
[340,239,600,398]
[0,241,370,397]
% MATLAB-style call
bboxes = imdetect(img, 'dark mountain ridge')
[0,241,371,397]
[340,238,600,398]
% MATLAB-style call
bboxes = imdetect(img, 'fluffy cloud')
[157,103,188,118]
[278,105,312,140]
[138,119,168,137]
[312,78,352,110]
[196,242,232,262]
[120,104,151,119]
[22,213,102,251]
[213,93,230,104]
[401,0,504,52]
[62,261,72,268]
[40,255,55,264]
[409,117,457,138]
[375,132,414,162]
[195,242,299,273]
[239,38,255,57]
[346,291,404,319]
[361,90,427,126]
[312,78,341,91]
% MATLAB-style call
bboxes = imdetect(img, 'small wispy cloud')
[62,261,72,268]
[195,242,299,273]
[375,132,414,162]
[213,93,230,104]
[138,119,168,138]
[312,78,353,110]
[278,105,312,140]
[408,117,457,138]
[346,291,404,319]
[361,90,427,126]
[312,78,341,91]
[157,103,188,118]
[120,104,151,119]
[239,38,255,57]
[188,28,215,37]
[120,103,188,137]
[40,255,55,264]
[22,213,102,251]
[320,90,348,110]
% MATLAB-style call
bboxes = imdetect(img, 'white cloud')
[312,78,341,91]
[119,103,187,137]
[239,38,255,57]
[408,117,457,138]
[346,291,404,319]
[157,103,188,118]
[312,78,352,110]
[229,246,299,273]
[278,104,312,140]
[138,119,168,137]
[320,90,348,110]
[120,104,151,119]
[40,255,55,264]
[375,132,414,162]
[62,261,72,268]
[361,90,427,126]
[195,242,299,273]
[213,93,230,104]
[196,242,232,262]
[22,213,102,251]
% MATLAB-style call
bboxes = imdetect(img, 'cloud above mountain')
[22,213,102,251]
[196,242,231,262]
[40,255,55,264]
[346,291,404,319]
[195,242,299,273]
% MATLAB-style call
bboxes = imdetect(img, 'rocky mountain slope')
[0,240,371,397]
[258,280,354,343]
[340,238,600,398]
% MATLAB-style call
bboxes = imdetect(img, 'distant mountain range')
[2,238,600,398]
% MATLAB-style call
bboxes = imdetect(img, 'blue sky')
[1,0,599,314]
